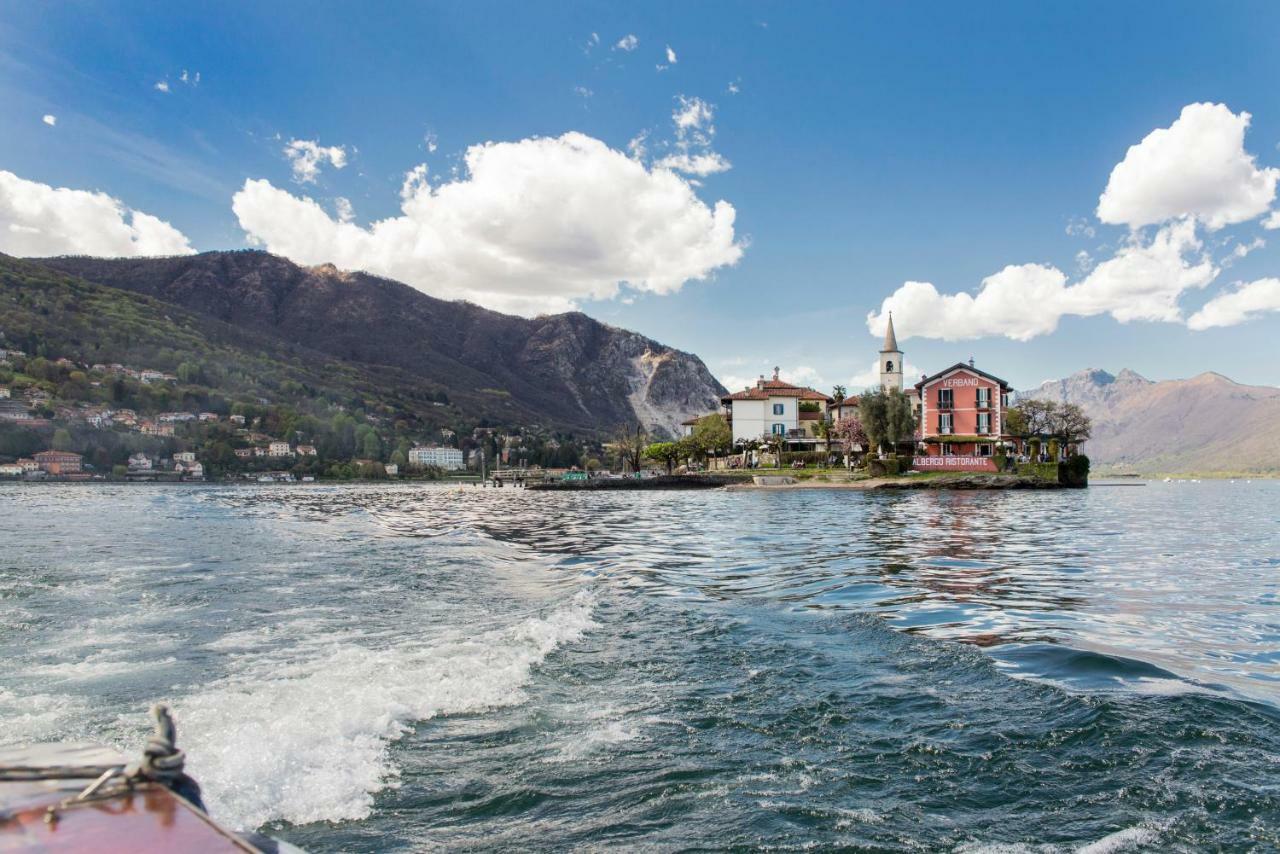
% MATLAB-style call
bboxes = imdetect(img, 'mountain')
[1020,368,1280,475]
[34,251,725,438]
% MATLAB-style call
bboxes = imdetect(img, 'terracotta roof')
[721,378,832,403]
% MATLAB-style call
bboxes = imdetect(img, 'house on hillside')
[268,441,293,457]
[0,399,32,421]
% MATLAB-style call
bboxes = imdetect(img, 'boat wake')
[175,590,596,829]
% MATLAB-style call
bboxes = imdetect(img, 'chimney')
[968,356,975,368]
[772,366,780,381]
[757,375,765,389]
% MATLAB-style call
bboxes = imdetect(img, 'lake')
[1,481,1277,850]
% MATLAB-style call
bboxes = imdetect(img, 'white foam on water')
[1076,826,1159,854]
[0,688,89,745]
[176,590,597,830]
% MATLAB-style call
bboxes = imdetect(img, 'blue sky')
[3,2,1280,391]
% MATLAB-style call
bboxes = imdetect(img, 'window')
[938,388,953,408]
[1000,392,1010,408]
[977,412,991,434]
[941,442,953,456]
[976,387,990,408]
[772,403,784,415]
[772,423,786,435]
[938,412,953,434]
[885,360,894,372]
[979,444,992,457]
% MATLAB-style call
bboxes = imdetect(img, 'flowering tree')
[831,415,869,468]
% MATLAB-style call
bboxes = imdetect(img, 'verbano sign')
[912,456,997,471]
[942,377,982,387]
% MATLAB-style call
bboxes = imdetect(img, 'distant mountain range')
[1020,368,1280,475]
[33,251,725,438]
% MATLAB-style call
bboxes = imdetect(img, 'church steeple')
[883,312,899,353]
[879,312,904,392]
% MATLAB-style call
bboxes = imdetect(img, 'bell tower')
[879,312,903,392]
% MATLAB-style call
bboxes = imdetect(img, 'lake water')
[1,481,1277,850]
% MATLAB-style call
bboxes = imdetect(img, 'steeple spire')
[882,312,899,353]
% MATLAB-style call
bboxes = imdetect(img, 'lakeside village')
[650,315,1092,484]
[0,316,1091,485]
[0,347,581,483]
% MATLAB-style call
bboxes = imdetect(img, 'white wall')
[730,397,797,443]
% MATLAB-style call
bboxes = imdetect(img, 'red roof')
[721,378,832,404]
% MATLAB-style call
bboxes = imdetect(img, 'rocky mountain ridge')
[1020,368,1280,475]
[35,251,725,438]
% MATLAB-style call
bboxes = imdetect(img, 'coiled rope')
[0,704,205,822]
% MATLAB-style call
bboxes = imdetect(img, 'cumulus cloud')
[232,131,743,316]
[284,139,348,184]
[0,169,194,257]
[1187,278,1280,330]
[666,45,677,64]
[1263,211,1280,230]
[652,95,731,176]
[867,220,1217,341]
[615,34,638,51]
[41,115,56,127]
[154,80,170,93]
[1097,103,1279,230]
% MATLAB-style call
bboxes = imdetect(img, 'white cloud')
[0,169,194,257]
[232,131,743,316]
[1074,249,1094,273]
[615,34,638,51]
[1065,216,1095,238]
[653,152,731,176]
[334,197,354,223]
[867,220,1217,341]
[1187,278,1280,330]
[727,80,740,95]
[1097,103,1279,230]
[666,45,677,64]
[283,139,348,184]
[654,95,731,176]
[573,85,593,99]
[1263,211,1280,230]
[41,115,56,127]
[154,80,170,93]
[424,132,438,153]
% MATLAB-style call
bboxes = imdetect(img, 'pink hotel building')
[878,315,1016,471]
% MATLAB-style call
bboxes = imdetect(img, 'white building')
[720,369,833,445]
[174,451,196,463]
[408,445,465,470]
[127,453,152,471]
[268,441,293,457]
[0,387,9,399]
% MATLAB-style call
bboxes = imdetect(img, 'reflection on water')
[0,481,1277,851]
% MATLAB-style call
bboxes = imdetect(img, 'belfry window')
[885,361,894,372]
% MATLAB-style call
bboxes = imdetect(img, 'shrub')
[867,457,904,477]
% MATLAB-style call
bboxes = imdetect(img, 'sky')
[3,1,1280,392]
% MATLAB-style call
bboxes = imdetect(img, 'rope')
[0,704,205,821]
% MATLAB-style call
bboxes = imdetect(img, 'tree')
[831,385,847,404]
[831,415,869,468]
[690,413,731,459]
[1049,402,1092,451]
[1010,399,1056,437]
[859,388,914,456]
[610,425,647,474]
[643,441,682,474]
[51,427,74,451]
